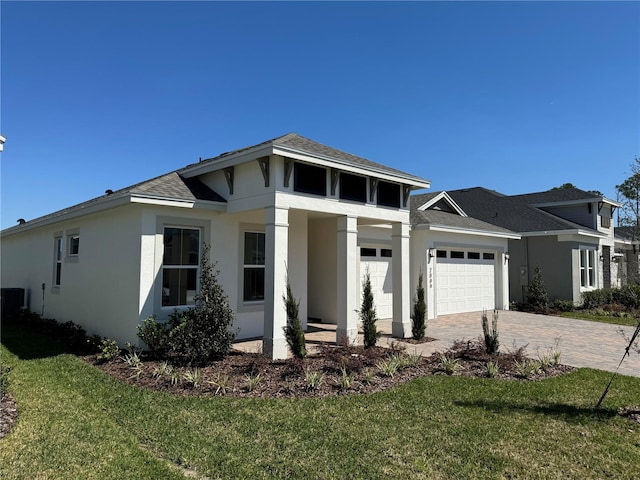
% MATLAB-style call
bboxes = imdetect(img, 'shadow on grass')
[455,399,618,423]
[1,318,75,360]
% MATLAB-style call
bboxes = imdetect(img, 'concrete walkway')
[234,311,640,378]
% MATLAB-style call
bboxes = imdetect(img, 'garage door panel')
[436,252,495,315]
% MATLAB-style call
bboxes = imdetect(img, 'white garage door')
[360,247,393,319]
[436,249,496,315]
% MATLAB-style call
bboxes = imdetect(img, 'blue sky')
[1,1,639,229]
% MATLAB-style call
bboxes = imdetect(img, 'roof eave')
[520,229,606,239]
[180,144,275,178]
[413,223,520,239]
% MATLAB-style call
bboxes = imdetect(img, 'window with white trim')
[243,232,265,302]
[162,227,200,306]
[53,237,63,286]
[580,249,595,288]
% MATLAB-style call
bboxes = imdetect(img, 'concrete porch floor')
[232,310,640,378]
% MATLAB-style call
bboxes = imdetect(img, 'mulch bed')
[0,393,18,440]
[89,340,574,399]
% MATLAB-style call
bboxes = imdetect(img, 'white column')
[263,206,289,360]
[392,222,411,338]
[337,215,358,344]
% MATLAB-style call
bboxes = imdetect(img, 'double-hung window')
[53,237,63,286]
[243,232,265,302]
[580,249,595,288]
[162,227,200,307]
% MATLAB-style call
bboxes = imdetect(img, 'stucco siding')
[308,217,338,323]
[1,205,143,345]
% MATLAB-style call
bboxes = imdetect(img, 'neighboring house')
[447,187,621,305]
[614,226,640,284]
[1,134,516,359]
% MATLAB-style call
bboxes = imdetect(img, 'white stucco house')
[1,134,517,359]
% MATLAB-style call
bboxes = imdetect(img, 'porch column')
[264,206,289,360]
[392,222,411,338]
[337,215,358,344]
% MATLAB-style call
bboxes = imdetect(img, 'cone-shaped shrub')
[283,279,307,359]
[360,269,381,348]
[482,309,500,355]
[411,272,427,340]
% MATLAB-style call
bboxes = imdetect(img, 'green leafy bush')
[411,272,427,341]
[581,285,640,309]
[482,310,499,355]
[550,299,575,312]
[283,278,307,359]
[137,316,171,358]
[360,269,380,348]
[527,267,549,311]
[96,338,120,364]
[166,244,237,365]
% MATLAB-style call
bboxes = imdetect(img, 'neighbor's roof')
[447,187,606,234]
[183,132,431,186]
[615,226,639,242]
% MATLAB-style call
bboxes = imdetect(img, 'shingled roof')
[447,187,604,234]
[3,172,225,234]
[187,133,430,186]
[410,192,518,236]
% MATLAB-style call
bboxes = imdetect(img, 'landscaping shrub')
[581,284,640,309]
[481,309,499,355]
[550,299,575,312]
[526,267,549,311]
[283,278,307,359]
[411,272,427,341]
[137,316,171,357]
[165,244,237,364]
[360,269,380,348]
[96,338,120,364]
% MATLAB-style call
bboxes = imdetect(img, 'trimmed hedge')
[581,284,640,309]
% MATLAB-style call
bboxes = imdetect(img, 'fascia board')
[180,145,274,178]
[272,146,431,189]
[0,195,131,237]
[521,229,606,239]
[130,195,226,211]
[531,198,621,208]
[413,224,521,240]
[416,191,467,216]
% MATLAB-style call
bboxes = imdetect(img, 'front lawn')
[560,310,640,327]
[1,321,639,479]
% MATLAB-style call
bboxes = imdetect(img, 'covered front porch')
[259,204,412,360]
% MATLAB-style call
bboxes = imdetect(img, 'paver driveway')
[235,310,640,378]
[382,310,640,378]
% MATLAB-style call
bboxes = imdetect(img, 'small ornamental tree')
[360,269,381,348]
[527,267,549,311]
[283,277,307,359]
[167,244,237,365]
[411,272,427,341]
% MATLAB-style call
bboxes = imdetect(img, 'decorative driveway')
[234,310,639,378]
[382,311,640,378]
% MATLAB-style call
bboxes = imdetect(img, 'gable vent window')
[377,181,401,208]
[339,173,367,203]
[294,163,327,196]
[162,227,200,307]
[601,216,611,228]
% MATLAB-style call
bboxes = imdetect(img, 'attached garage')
[409,191,521,321]
[360,247,393,319]
[435,249,496,315]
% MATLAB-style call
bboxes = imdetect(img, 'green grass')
[560,311,640,327]
[2,320,640,479]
